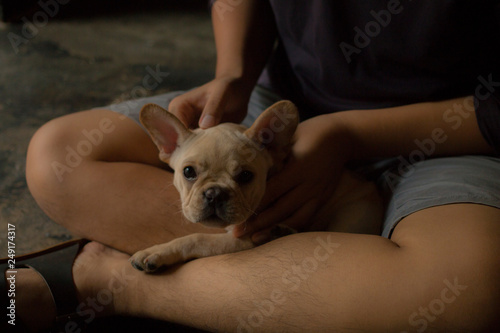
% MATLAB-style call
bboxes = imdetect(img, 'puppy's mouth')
[196,211,242,228]
[198,215,231,228]
[183,187,254,228]
[188,206,247,228]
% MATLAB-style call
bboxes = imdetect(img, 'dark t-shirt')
[213,0,500,152]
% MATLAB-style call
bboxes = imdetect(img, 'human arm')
[334,96,494,159]
[168,0,277,128]
[234,95,496,239]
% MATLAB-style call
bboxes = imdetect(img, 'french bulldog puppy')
[130,101,382,273]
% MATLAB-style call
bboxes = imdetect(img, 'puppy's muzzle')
[194,186,236,227]
[203,186,229,207]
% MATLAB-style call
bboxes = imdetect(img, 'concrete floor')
[0,2,215,331]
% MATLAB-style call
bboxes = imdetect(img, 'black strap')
[24,242,81,318]
[0,240,88,332]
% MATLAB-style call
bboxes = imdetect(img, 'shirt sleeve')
[475,82,500,154]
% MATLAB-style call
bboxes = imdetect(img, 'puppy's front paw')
[129,250,158,273]
[129,244,181,273]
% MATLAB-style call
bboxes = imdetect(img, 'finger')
[198,88,226,129]
[250,227,276,244]
[233,221,249,238]
[256,162,300,213]
[235,184,303,237]
[250,198,321,244]
[250,197,321,244]
[233,164,304,238]
[276,198,321,231]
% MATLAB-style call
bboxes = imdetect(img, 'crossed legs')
[24,109,500,331]
[26,109,224,254]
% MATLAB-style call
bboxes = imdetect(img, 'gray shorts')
[103,86,500,238]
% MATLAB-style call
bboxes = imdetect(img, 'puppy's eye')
[183,166,197,181]
[235,170,254,184]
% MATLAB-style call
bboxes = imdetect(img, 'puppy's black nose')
[204,187,228,204]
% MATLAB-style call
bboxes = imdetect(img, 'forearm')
[211,0,277,88]
[322,96,495,162]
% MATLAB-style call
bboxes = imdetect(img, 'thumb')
[233,221,249,238]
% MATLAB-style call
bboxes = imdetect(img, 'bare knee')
[28,109,155,184]
[28,118,69,179]
[26,116,81,219]
[26,110,162,221]
[27,111,123,212]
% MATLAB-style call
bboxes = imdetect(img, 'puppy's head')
[140,101,299,228]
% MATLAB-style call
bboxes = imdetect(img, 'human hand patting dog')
[168,76,254,129]
[130,100,299,272]
[233,113,354,242]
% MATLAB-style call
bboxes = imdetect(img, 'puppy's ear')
[244,100,299,157]
[140,103,193,162]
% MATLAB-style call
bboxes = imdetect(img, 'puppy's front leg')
[130,233,254,273]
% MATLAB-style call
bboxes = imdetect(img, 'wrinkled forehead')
[172,124,268,170]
